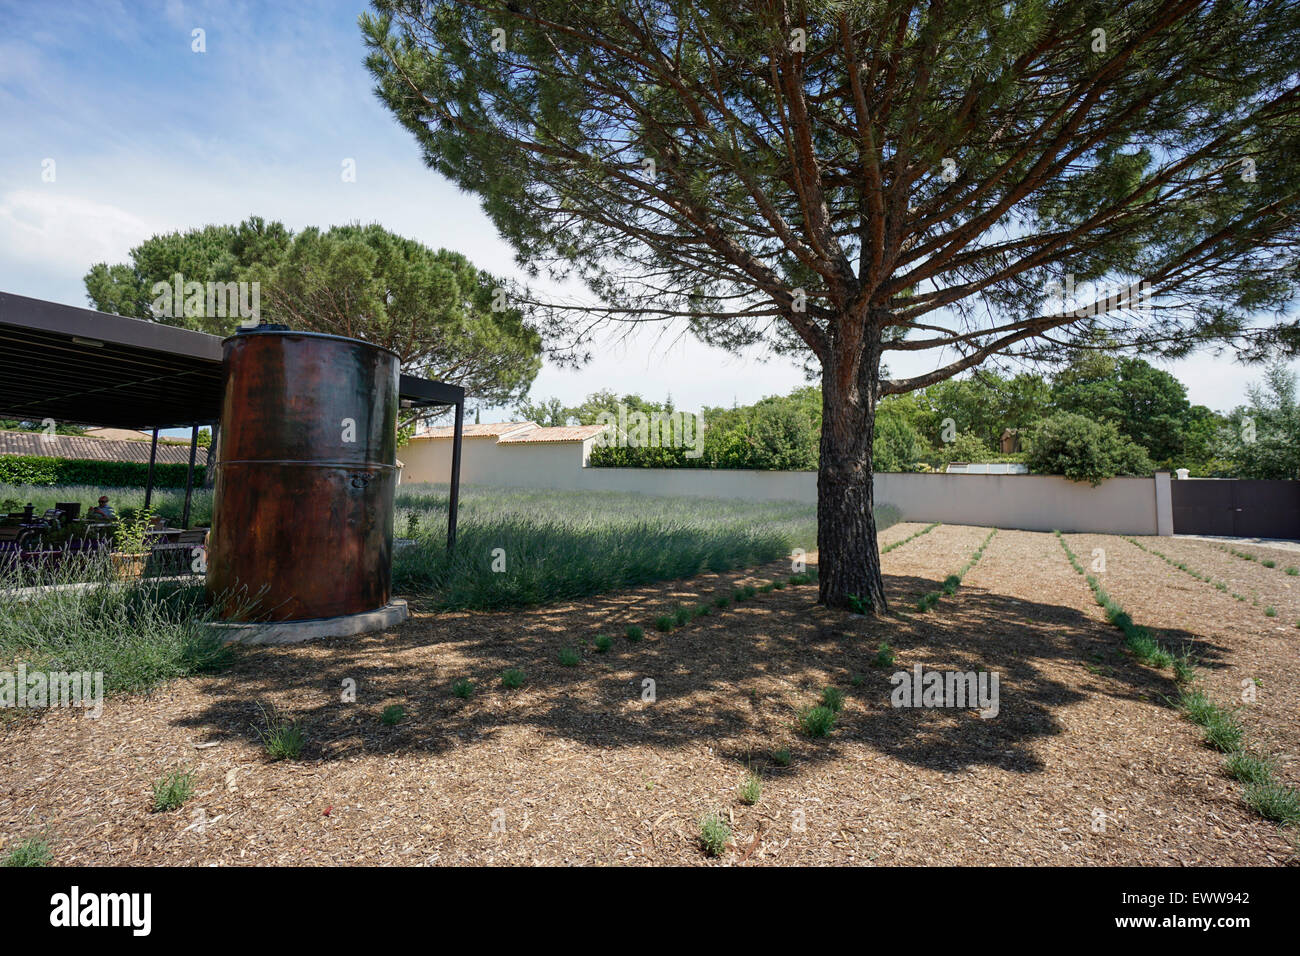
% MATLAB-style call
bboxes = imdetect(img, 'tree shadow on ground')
[172,561,1222,779]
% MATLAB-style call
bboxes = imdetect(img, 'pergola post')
[446,397,463,551]
[143,427,159,510]
[181,424,199,529]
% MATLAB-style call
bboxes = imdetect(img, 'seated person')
[87,496,115,520]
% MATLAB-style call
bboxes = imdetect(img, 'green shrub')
[798,705,836,738]
[654,615,674,633]
[738,772,762,806]
[0,456,205,488]
[1024,412,1154,484]
[1224,750,1274,786]
[451,678,475,698]
[820,687,845,713]
[625,624,644,642]
[151,768,195,812]
[500,668,526,688]
[256,705,305,761]
[771,748,792,767]
[699,812,731,857]
[380,704,405,726]
[1243,780,1300,825]
[593,634,613,653]
[2,836,52,867]
[872,642,896,669]
[713,595,730,609]
[558,647,581,667]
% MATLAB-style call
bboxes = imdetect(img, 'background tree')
[1024,411,1154,484]
[85,218,544,419]
[364,0,1300,609]
[1218,362,1300,479]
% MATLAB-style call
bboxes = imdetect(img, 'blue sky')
[0,0,1291,421]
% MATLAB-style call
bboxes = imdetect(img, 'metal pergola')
[0,290,465,546]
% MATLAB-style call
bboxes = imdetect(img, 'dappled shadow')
[170,556,1222,779]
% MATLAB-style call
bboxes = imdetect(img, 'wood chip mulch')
[1,525,1294,866]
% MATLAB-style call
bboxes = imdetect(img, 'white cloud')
[0,189,161,273]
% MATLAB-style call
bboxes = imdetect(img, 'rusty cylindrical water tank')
[207,329,399,622]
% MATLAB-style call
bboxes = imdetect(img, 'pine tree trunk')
[816,342,888,613]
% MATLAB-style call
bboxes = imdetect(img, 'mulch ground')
[1,525,1295,866]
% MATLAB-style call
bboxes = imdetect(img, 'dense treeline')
[516,357,1298,481]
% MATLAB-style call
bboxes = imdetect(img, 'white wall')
[399,437,1170,534]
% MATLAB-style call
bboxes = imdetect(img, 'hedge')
[0,455,205,488]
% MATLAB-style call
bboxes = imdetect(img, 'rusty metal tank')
[206,329,399,621]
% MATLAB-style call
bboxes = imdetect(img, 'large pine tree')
[362,0,1300,611]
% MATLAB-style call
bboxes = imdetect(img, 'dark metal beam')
[447,396,463,552]
[144,428,159,510]
[181,425,199,529]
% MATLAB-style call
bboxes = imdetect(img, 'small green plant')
[820,686,845,713]
[1177,687,1219,725]
[625,624,644,642]
[1243,780,1300,825]
[500,668,526,688]
[1224,750,1274,786]
[380,704,405,726]
[1264,606,1277,618]
[452,678,475,699]
[1172,650,1197,685]
[872,642,895,669]
[713,595,730,609]
[850,673,865,687]
[917,591,941,612]
[654,614,674,632]
[759,582,775,594]
[699,812,731,857]
[694,603,712,617]
[255,704,305,761]
[113,506,156,555]
[558,646,581,667]
[739,772,762,806]
[151,768,195,812]
[771,748,792,767]
[2,836,52,867]
[1202,709,1244,753]
[1285,566,1298,576]
[771,579,785,590]
[846,593,871,614]
[673,606,692,626]
[593,634,613,653]
[798,705,836,738]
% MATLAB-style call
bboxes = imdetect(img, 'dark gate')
[1171,479,1300,540]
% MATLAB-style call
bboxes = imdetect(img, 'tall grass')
[0,482,212,526]
[0,557,229,695]
[391,484,880,610]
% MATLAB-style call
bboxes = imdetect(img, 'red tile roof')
[0,430,210,466]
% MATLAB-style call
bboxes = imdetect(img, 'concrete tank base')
[206,599,409,646]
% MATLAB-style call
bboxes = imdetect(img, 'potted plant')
[111,507,155,580]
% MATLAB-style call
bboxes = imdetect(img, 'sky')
[0,0,1292,424]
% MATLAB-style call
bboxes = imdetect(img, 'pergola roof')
[0,291,464,429]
